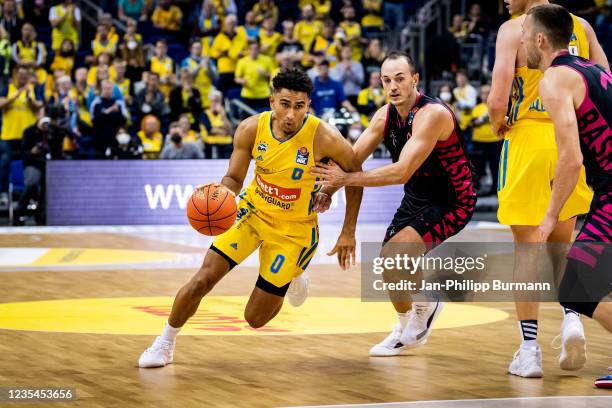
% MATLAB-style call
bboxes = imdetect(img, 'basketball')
[186,184,237,236]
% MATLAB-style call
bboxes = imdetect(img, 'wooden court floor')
[0,230,611,408]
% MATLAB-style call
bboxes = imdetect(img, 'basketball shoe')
[594,367,612,389]
[138,336,174,368]
[553,313,586,371]
[369,300,444,357]
[508,346,543,378]
[287,272,309,307]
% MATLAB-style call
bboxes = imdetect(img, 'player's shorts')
[497,120,593,225]
[384,193,474,248]
[211,198,319,297]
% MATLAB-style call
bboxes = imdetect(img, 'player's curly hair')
[272,68,313,96]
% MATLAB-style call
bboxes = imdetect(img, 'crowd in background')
[0,0,610,222]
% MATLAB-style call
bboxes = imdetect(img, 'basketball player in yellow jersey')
[138,68,363,368]
[488,0,609,378]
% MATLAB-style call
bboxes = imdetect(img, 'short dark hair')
[527,4,574,50]
[382,51,418,75]
[272,67,313,96]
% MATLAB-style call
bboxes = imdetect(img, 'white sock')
[161,322,181,343]
[397,311,411,328]
[562,306,580,320]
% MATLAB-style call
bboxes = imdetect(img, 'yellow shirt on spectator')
[362,0,384,29]
[152,5,183,31]
[201,108,233,145]
[50,4,80,50]
[357,86,387,126]
[312,1,331,20]
[259,29,282,59]
[150,55,174,98]
[138,130,163,159]
[340,21,363,61]
[311,35,338,66]
[252,2,279,24]
[294,20,322,63]
[113,78,131,100]
[471,103,498,143]
[236,54,273,99]
[210,27,247,74]
[92,38,117,57]
[1,83,39,141]
[50,55,75,73]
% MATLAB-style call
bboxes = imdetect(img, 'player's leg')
[243,285,284,328]
[139,204,261,368]
[369,225,443,357]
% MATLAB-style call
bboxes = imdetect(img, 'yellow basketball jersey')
[508,13,588,126]
[242,111,321,222]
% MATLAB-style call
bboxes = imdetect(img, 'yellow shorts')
[211,199,319,295]
[497,121,593,226]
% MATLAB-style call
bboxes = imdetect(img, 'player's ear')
[268,94,274,110]
[413,72,420,87]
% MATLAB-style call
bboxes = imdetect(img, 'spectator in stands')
[148,40,175,100]
[2,0,24,42]
[49,0,81,51]
[138,115,163,159]
[152,0,183,32]
[160,121,204,159]
[50,39,75,74]
[86,64,123,108]
[251,0,279,26]
[347,121,364,145]
[197,0,220,37]
[312,0,332,21]
[178,113,203,149]
[91,24,117,60]
[340,6,363,61]
[310,19,338,67]
[453,71,477,133]
[243,10,259,41]
[0,65,43,207]
[12,23,45,72]
[259,16,282,59]
[98,13,120,47]
[235,40,273,113]
[470,84,501,196]
[383,0,405,31]
[0,26,11,92]
[306,51,326,82]
[294,4,322,68]
[357,70,385,126]
[86,52,112,87]
[16,113,67,224]
[200,89,233,158]
[362,0,384,34]
[106,127,143,160]
[438,83,456,111]
[330,44,364,107]
[48,75,79,138]
[181,40,217,109]
[361,38,385,76]
[26,0,49,29]
[332,0,363,23]
[90,79,129,157]
[112,59,131,105]
[120,19,145,83]
[310,59,355,116]
[449,14,467,39]
[118,0,149,23]
[466,3,489,37]
[209,13,247,97]
[276,20,304,68]
[169,68,202,126]
[134,72,168,123]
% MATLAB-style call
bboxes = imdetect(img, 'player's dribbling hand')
[328,231,356,271]
[310,160,347,187]
[492,115,510,139]
[311,192,331,213]
[195,183,236,199]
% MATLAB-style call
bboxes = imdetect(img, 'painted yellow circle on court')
[0,297,508,335]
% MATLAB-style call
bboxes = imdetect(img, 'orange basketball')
[186,184,237,236]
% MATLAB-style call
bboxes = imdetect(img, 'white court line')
[288,396,612,408]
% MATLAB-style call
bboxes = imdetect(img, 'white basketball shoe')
[508,346,543,378]
[287,272,309,307]
[369,300,444,357]
[555,314,587,371]
[138,336,175,368]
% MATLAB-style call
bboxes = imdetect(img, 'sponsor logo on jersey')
[257,142,268,152]
[255,174,301,202]
[296,146,309,165]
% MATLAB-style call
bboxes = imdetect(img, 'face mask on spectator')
[439,92,452,103]
[117,132,131,145]
[127,40,138,50]
[171,133,182,144]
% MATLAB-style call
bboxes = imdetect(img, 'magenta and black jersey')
[550,53,612,243]
[382,93,476,245]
